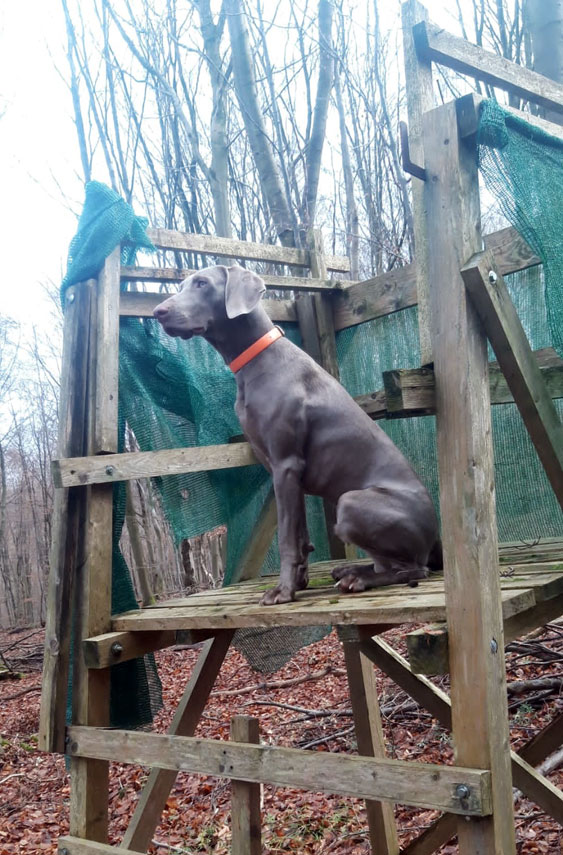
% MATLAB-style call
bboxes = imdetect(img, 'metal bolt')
[105,465,115,476]
[455,784,471,801]
[490,638,498,654]
[111,641,124,657]
[488,270,498,285]
[61,849,69,855]
[67,292,75,305]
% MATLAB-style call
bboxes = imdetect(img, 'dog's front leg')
[260,460,307,606]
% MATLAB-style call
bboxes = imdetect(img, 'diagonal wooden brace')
[461,250,563,507]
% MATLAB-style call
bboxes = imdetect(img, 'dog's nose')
[153,303,170,320]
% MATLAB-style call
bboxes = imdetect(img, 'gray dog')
[154,264,441,605]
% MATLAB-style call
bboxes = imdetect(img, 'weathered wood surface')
[230,716,262,855]
[67,726,492,815]
[402,0,434,365]
[108,560,541,631]
[414,21,563,115]
[53,442,259,488]
[341,637,400,853]
[70,252,121,843]
[499,537,563,565]
[462,251,563,506]
[82,630,176,669]
[361,636,563,824]
[123,631,234,851]
[121,265,346,291]
[503,592,563,644]
[58,839,146,855]
[39,282,93,754]
[519,710,563,768]
[423,98,516,852]
[383,348,563,418]
[146,228,350,272]
[119,290,297,323]
[456,91,563,142]
[232,487,277,583]
[406,624,450,676]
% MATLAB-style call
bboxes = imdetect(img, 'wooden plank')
[69,251,121,843]
[341,638,400,854]
[383,349,563,418]
[92,247,121,454]
[406,624,449,676]
[354,387,388,420]
[82,630,176,669]
[461,250,563,506]
[53,442,259,488]
[456,92,563,142]
[110,588,535,632]
[121,265,346,291]
[519,710,563,768]
[511,754,563,824]
[504,592,563,643]
[67,725,492,815]
[361,636,563,823]
[146,227,350,272]
[423,98,516,853]
[332,264,417,330]
[233,487,278,583]
[58,838,145,855]
[483,227,541,274]
[402,0,434,365]
[414,21,563,115]
[123,631,234,851]
[119,290,298,323]
[39,281,93,753]
[230,716,261,855]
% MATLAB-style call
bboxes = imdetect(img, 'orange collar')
[229,326,285,373]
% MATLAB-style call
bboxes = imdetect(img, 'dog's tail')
[427,538,443,574]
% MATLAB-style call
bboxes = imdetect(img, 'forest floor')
[0,623,562,854]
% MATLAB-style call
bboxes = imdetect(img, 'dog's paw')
[332,572,370,593]
[260,584,296,606]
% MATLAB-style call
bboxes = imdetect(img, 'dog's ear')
[225,265,266,319]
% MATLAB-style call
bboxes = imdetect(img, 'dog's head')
[153,264,266,339]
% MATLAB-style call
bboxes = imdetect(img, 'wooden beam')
[67,725,492,816]
[456,92,563,141]
[58,838,145,855]
[383,349,563,418]
[341,637,400,854]
[361,636,563,823]
[230,716,261,855]
[39,281,94,753]
[423,98,516,852]
[53,442,259,488]
[69,251,121,843]
[503,592,563,643]
[119,290,297,323]
[121,265,346,291]
[82,630,176,669]
[406,624,449,676]
[462,251,563,506]
[414,21,563,115]
[519,710,563,768]
[146,228,350,272]
[123,631,234,851]
[402,0,434,365]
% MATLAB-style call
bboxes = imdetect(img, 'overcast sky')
[0,1,460,331]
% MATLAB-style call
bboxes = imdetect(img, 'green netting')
[478,99,563,358]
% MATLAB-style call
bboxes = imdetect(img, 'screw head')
[67,292,75,305]
[111,641,124,657]
[455,784,471,801]
[488,270,498,285]
[490,638,498,654]
[105,465,115,476]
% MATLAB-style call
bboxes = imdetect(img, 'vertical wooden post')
[296,230,346,559]
[340,631,399,855]
[422,100,516,853]
[39,281,94,753]
[402,0,434,366]
[230,716,261,855]
[69,247,121,843]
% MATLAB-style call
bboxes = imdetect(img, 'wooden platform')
[111,558,563,633]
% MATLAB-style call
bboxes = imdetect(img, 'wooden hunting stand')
[40,4,563,853]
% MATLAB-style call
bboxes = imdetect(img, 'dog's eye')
[194,278,206,289]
